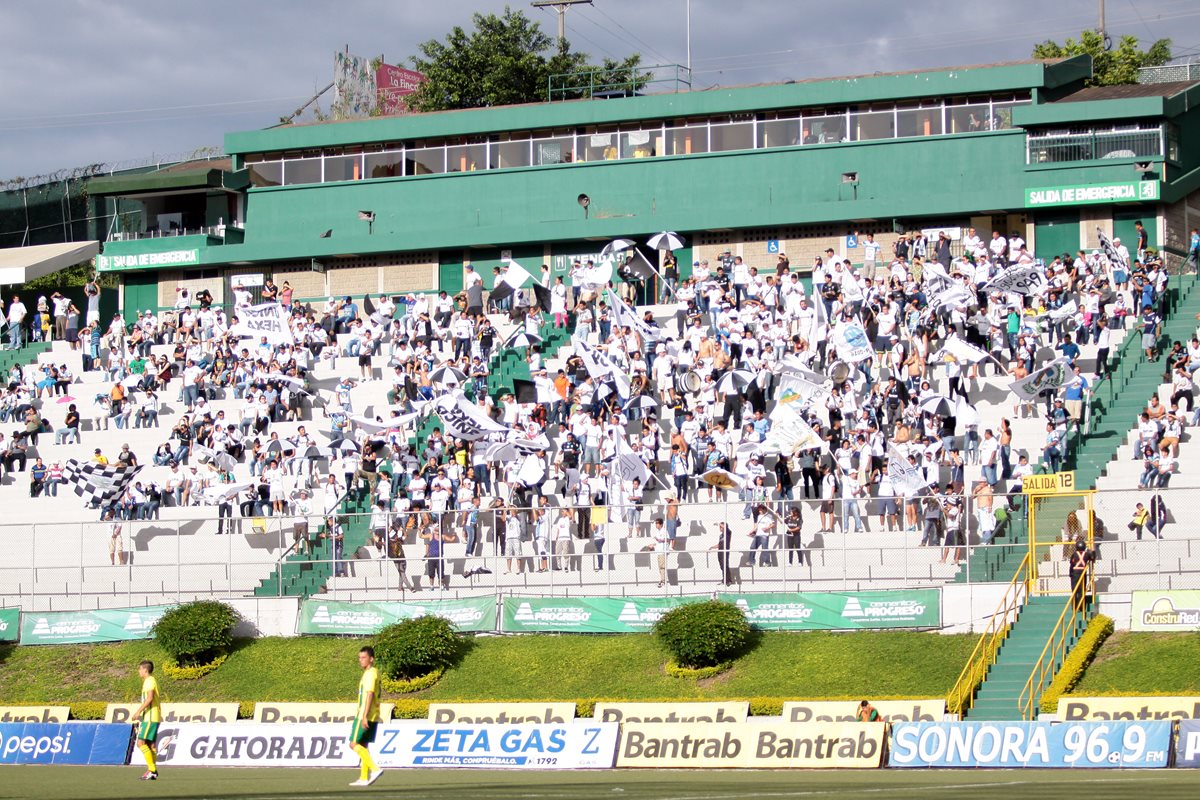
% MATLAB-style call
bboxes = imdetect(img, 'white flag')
[1010,357,1072,401]
[933,335,990,365]
[887,444,930,496]
[764,403,825,455]
[230,303,293,345]
[833,322,873,363]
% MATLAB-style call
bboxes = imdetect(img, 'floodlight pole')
[531,0,593,50]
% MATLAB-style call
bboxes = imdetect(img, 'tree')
[406,7,644,111]
[1033,30,1172,87]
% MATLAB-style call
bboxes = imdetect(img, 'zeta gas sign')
[1024,181,1160,208]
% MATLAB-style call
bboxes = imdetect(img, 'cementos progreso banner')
[0,723,132,765]
[19,605,173,645]
[131,722,618,770]
[0,608,17,642]
[889,721,1172,768]
[502,590,939,633]
[298,597,495,635]
[373,723,618,769]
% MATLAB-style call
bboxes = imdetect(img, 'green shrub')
[1040,614,1115,713]
[653,601,752,669]
[391,699,431,719]
[373,616,463,680]
[70,701,108,720]
[151,601,240,667]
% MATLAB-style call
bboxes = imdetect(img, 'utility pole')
[531,0,593,50]
[1099,0,1112,50]
[686,0,691,75]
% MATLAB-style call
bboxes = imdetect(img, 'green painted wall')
[203,131,1037,267]
[1033,210,1081,260]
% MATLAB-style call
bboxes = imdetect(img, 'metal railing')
[946,552,1029,717]
[1139,62,1200,84]
[1017,578,1092,720]
[1027,126,1164,164]
[547,63,690,101]
[2,486,1198,611]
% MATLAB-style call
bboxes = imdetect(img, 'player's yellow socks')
[138,742,157,773]
[352,743,376,779]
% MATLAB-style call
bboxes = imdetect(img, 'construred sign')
[377,64,424,114]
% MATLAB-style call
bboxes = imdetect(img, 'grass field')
[0,632,977,708]
[1074,632,1200,694]
[1,766,1194,800]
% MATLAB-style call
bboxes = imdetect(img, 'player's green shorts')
[137,721,160,743]
[349,718,378,746]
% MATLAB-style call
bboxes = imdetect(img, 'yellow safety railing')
[946,552,1030,716]
[1017,574,1091,720]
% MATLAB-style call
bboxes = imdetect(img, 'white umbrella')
[647,231,685,251]
[917,394,956,416]
[429,366,467,384]
[505,330,543,349]
[333,438,361,453]
[600,238,636,258]
[623,394,659,411]
[716,369,755,395]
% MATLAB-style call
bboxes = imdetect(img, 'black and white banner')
[887,445,930,496]
[987,265,1047,296]
[61,461,141,507]
[488,261,535,306]
[932,335,990,365]
[230,303,294,345]
[434,393,511,441]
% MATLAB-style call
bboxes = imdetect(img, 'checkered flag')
[61,459,142,508]
[1097,227,1128,271]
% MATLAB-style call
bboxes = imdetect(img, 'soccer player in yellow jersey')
[348,646,383,787]
[132,660,161,781]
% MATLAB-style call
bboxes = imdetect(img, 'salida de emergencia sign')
[1024,181,1160,208]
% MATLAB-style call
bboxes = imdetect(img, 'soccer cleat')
[349,779,368,787]
[139,771,158,781]
[366,769,383,785]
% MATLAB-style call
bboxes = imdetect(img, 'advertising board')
[592,702,748,724]
[105,703,240,724]
[427,703,576,725]
[0,722,132,765]
[1055,697,1200,721]
[615,722,886,769]
[781,700,945,723]
[252,703,394,724]
[373,723,618,769]
[889,721,1171,768]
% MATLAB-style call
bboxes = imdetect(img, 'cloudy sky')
[2,0,1199,179]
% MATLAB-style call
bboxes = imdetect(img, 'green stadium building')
[70,55,1200,318]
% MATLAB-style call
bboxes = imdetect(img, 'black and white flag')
[61,460,142,508]
[1097,227,1128,271]
[487,261,535,306]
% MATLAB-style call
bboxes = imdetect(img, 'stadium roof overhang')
[0,240,100,286]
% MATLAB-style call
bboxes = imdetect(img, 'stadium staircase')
[966,594,1091,721]
[955,273,1200,586]
[253,413,444,598]
[0,341,51,375]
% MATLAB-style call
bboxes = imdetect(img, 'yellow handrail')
[946,551,1030,716]
[1017,576,1090,720]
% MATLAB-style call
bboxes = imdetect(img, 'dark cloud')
[1,0,1196,178]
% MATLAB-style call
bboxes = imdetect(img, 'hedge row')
[1039,614,1115,714]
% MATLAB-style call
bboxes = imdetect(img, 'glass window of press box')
[242,92,1031,187]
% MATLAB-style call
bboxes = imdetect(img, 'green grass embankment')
[0,632,974,707]
[1068,631,1200,695]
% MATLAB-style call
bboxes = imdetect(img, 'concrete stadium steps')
[967,595,1086,721]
